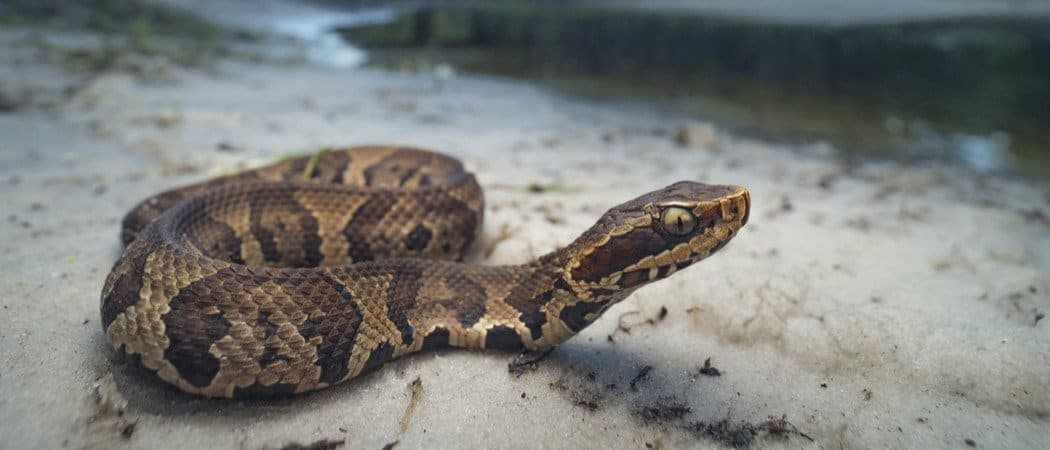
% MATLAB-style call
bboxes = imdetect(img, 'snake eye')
[660,206,696,236]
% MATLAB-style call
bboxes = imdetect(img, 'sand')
[0,20,1048,450]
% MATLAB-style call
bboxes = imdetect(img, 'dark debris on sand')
[278,438,345,450]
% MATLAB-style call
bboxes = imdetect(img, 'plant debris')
[630,393,811,449]
[548,374,603,411]
[87,374,137,441]
[570,390,602,412]
[608,308,667,341]
[633,397,691,425]
[686,415,812,448]
[121,422,136,439]
[698,358,721,377]
[629,365,652,391]
[483,223,519,258]
[508,347,554,377]
[398,377,424,435]
[278,438,345,450]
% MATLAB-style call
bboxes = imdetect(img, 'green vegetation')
[341,2,1050,175]
[1,0,230,70]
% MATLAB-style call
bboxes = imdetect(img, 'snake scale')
[101,146,750,398]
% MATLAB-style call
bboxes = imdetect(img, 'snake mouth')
[589,238,726,291]
[610,189,749,288]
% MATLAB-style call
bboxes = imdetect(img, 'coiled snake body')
[101,147,750,398]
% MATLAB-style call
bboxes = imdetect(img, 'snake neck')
[503,245,634,349]
[406,247,623,352]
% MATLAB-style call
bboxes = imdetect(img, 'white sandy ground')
[0,26,1048,450]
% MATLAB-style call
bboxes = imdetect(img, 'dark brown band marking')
[359,342,394,376]
[100,239,152,329]
[558,299,610,333]
[248,189,323,266]
[484,325,524,350]
[503,272,557,340]
[279,156,311,180]
[232,381,299,398]
[305,272,363,384]
[439,275,489,328]
[404,225,432,252]
[163,270,235,388]
[318,150,352,183]
[364,150,426,187]
[421,327,450,350]
[386,265,422,346]
[414,190,479,257]
[342,192,397,262]
[185,214,245,265]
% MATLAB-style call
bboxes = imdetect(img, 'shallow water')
[330,2,1050,178]
[158,0,397,68]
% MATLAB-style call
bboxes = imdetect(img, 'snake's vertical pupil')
[661,207,696,236]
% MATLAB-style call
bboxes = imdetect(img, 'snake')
[100,146,750,398]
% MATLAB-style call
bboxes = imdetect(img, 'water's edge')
[334,2,1050,177]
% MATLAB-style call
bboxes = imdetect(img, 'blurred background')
[3,0,1049,177]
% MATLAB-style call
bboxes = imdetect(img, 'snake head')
[562,181,750,296]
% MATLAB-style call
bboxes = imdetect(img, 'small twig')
[629,365,653,391]
[608,308,666,341]
[397,377,423,435]
[484,223,519,258]
[698,357,721,377]
[508,347,554,377]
